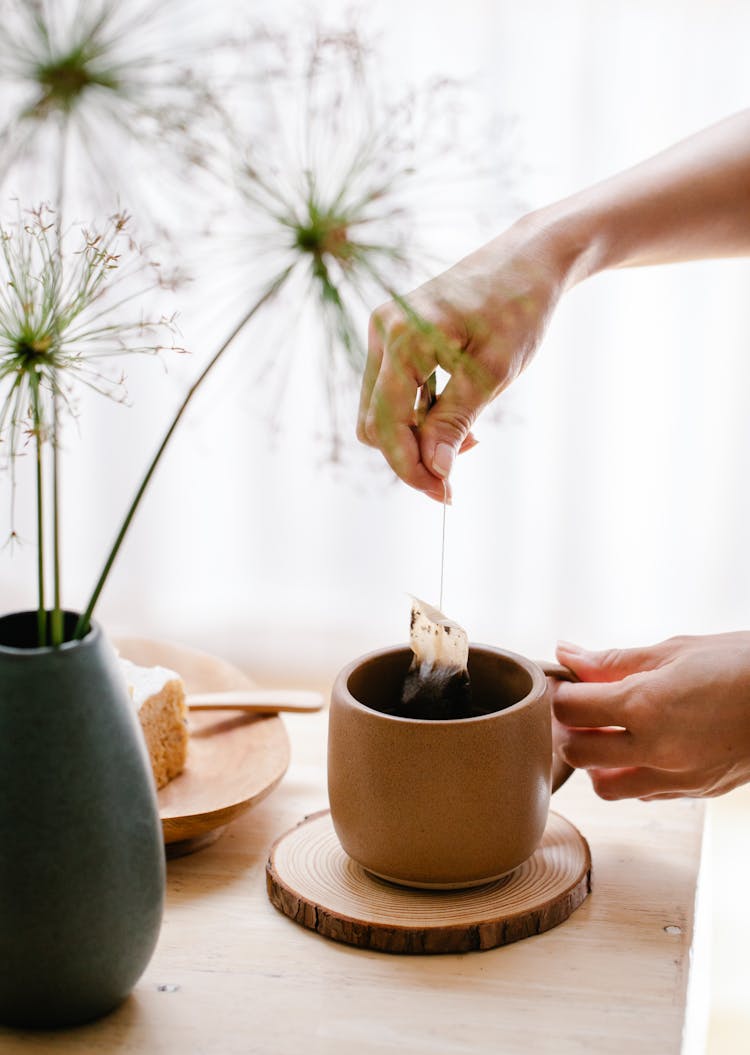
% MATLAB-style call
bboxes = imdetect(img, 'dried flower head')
[202,20,491,461]
[0,0,228,238]
[0,203,182,537]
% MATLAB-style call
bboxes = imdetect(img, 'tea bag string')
[418,373,449,612]
[439,478,447,612]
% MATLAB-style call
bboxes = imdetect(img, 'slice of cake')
[120,658,189,789]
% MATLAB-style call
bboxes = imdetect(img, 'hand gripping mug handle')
[538,660,578,793]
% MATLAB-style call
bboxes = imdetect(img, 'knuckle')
[370,304,414,357]
[428,409,476,446]
[460,352,503,402]
[557,737,583,768]
[356,419,372,446]
[659,634,695,660]
[621,676,659,730]
[369,303,394,338]
[590,774,618,800]
[364,411,380,444]
[437,333,469,372]
[665,633,693,648]
[387,325,432,374]
[384,316,409,345]
[598,648,629,675]
[551,697,572,725]
[620,695,646,733]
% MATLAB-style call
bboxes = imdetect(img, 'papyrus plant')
[1,20,499,645]
[0,0,226,238]
[0,206,181,645]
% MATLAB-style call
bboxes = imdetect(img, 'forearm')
[359,111,750,498]
[533,108,750,285]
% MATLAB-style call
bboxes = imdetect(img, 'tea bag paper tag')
[408,597,468,676]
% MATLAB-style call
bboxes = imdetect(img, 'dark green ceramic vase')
[0,611,165,1028]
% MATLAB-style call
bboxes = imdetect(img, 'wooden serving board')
[267,809,591,954]
[115,636,290,857]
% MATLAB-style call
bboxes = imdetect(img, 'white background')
[7,0,749,683]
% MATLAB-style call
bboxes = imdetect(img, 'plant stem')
[49,116,67,646]
[56,114,68,221]
[50,389,63,646]
[73,268,293,640]
[30,375,47,647]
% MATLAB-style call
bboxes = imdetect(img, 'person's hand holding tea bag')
[358,110,750,502]
[357,230,560,503]
[358,109,750,800]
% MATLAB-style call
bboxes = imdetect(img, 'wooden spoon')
[186,689,324,714]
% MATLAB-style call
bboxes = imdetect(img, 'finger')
[357,312,386,445]
[587,766,676,800]
[556,641,663,683]
[459,431,479,454]
[368,360,447,502]
[417,383,477,452]
[419,375,478,449]
[551,678,629,728]
[420,389,477,454]
[415,380,432,427]
[419,364,496,482]
[556,727,636,769]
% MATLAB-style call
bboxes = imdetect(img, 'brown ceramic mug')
[328,644,574,889]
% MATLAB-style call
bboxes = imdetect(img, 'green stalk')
[50,115,67,646]
[30,374,47,647]
[50,389,63,646]
[56,113,68,220]
[73,268,293,640]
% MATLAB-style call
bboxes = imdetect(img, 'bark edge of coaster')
[266,809,592,955]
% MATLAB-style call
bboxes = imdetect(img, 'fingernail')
[557,640,583,655]
[430,482,452,504]
[432,442,456,479]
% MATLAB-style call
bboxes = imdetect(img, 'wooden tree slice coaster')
[266,809,592,954]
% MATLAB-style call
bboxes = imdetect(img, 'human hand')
[552,633,750,800]
[357,214,574,502]
[358,110,750,502]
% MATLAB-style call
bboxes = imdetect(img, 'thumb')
[555,641,661,683]
[420,374,490,480]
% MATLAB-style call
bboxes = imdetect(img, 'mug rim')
[333,642,548,725]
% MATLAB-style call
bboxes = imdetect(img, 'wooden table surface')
[2,707,706,1055]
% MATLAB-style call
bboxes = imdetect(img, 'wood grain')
[186,689,324,713]
[0,689,706,1055]
[267,809,591,954]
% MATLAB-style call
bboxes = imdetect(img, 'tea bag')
[400,597,472,719]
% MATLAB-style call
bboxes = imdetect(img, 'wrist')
[518,200,614,290]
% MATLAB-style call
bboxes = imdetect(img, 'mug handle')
[537,660,578,793]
